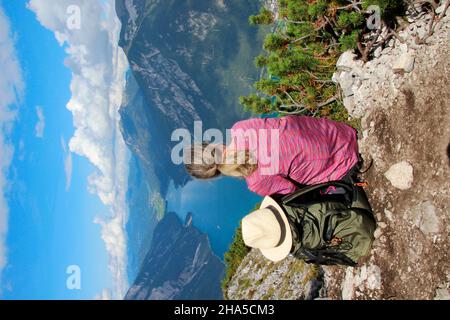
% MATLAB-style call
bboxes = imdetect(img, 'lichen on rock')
[226,250,323,300]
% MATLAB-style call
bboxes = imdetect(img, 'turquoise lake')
[166,176,262,258]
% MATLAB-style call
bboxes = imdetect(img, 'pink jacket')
[229,115,359,196]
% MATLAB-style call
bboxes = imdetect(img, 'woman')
[185,115,359,196]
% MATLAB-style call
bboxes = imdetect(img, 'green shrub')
[339,30,361,51]
[254,54,268,68]
[240,0,407,125]
[249,7,275,25]
[263,34,288,51]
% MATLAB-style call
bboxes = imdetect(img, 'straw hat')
[241,196,292,262]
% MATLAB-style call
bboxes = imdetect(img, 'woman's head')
[184,142,257,179]
[184,142,222,179]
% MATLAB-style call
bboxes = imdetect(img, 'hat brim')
[258,196,292,262]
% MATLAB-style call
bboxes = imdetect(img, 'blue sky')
[0,0,128,299]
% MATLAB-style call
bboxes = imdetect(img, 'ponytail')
[184,142,257,179]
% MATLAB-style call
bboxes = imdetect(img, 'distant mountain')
[119,71,186,197]
[125,153,159,281]
[125,212,225,300]
[116,0,267,298]
[116,0,265,194]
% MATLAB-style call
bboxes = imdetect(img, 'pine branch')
[438,0,450,20]
[335,1,363,11]
[283,18,310,25]
[415,0,449,44]
[317,95,338,108]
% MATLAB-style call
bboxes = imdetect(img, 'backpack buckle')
[330,237,343,246]
[355,182,369,187]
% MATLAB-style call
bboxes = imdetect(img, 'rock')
[343,96,356,112]
[226,249,324,300]
[341,268,356,300]
[362,129,369,139]
[400,43,409,54]
[341,265,381,299]
[366,265,382,290]
[332,71,357,97]
[419,203,440,234]
[415,25,429,40]
[378,222,387,229]
[384,209,394,222]
[436,3,449,15]
[411,201,441,234]
[393,53,415,74]
[434,284,450,300]
[384,161,414,190]
[374,46,383,58]
[374,228,382,239]
[333,50,366,103]
[336,50,361,71]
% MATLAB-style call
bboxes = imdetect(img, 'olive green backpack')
[275,179,376,267]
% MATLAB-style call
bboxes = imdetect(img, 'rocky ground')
[323,3,449,300]
[227,2,449,300]
[226,249,323,300]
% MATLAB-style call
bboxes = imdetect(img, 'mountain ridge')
[125,212,225,300]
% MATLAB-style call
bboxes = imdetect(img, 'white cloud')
[60,136,73,191]
[94,288,112,300]
[0,5,25,284]
[27,0,130,298]
[34,106,45,138]
[63,152,72,191]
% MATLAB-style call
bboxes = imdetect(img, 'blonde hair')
[185,142,257,179]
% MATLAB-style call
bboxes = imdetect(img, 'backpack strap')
[284,175,306,190]
[296,248,357,267]
[281,181,354,206]
[340,153,373,184]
